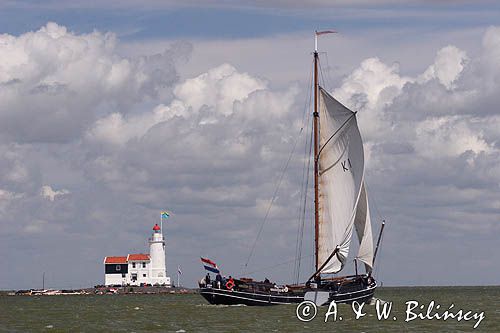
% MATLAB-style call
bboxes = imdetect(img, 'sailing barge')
[200,31,385,306]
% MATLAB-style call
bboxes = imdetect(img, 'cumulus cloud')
[83,63,300,208]
[414,116,492,158]
[334,58,411,111]
[0,23,303,286]
[40,185,70,201]
[418,45,468,89]
[1,22,500,289]
[86,64,271,146]
[332,27,500,245]
[174,64,267,116]
[0,22,189,143]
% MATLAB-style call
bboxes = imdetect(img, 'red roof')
[153,224,161,231]
[127,253,150,261]
[104,256,127,264]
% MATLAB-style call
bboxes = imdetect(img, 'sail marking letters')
[341,158,352,172]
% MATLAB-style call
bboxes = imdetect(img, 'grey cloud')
[1,23,500,290]
[332,28,500,285]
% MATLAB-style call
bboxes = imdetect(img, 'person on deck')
[205,273,211,286]
[227,276,235,290]
[216,273,222,288]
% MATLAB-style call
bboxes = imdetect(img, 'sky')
[0,1,499,290]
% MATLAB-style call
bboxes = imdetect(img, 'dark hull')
[200,288,304,306]
[323,284,376,304]
[199,283,376,306]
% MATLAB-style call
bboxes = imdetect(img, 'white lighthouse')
[148,223,169,285]
[103,223,171,286]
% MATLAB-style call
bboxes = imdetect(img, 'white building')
[103,224,171,286]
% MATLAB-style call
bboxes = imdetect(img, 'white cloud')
[334,57,411,111]
[414,116,492,158]
[418,45,468,89]
[2,22,500,289]
[0,22,188,143]
[0,189,22,201]
[40,185,70,201]
[86,64,291,147]
[174,64,267,116]
[331,29,500,257]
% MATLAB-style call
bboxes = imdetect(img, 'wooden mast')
[313,35,320,271]
[313,30,336,274]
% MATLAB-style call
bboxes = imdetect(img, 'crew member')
[216,273,222,289]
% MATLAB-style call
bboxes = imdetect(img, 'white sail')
[354,183,373,272]
[317,87,367,274]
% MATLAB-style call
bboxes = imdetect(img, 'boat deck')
[199,275,376,306]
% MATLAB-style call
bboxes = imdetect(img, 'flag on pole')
[200,257,220,274]
[161,211,170,219]
[315,30,337,35]
[177,265,182,275]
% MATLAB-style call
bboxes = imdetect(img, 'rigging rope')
[365,182,385,222]
[363,182,386,280]
[293,60,314,283]
[244,59,314,272]
[319,52,334,91]
[293,116,312,283]
[295,124,313,284]
[243,135,300,270]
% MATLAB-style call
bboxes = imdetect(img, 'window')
[142,262,146,268]
[116,265,121,271]
[143,274,147,277]
[132,263,136,268]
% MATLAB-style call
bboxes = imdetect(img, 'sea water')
[0,286,498,332]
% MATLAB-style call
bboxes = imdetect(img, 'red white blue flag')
[200,257,220,274]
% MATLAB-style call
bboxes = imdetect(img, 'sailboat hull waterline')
[199,287,305,306]
[199,275,376,306]
[198,31,384,307]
